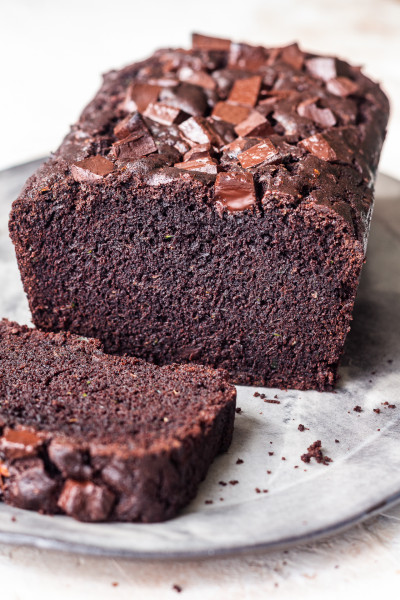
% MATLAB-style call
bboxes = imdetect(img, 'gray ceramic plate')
[0,160,399,559]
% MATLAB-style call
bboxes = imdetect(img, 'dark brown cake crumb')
[173,584,182,593]
[268,452,274,456]
[281,457,286,461]
[235,407,242,414]
[236,458,244,464]
[205,500,213,504]
[373,408,381,414]
[335,439,340,443]
[253,392,260,397]
[388,404,396,409]
[301,440,332,465]
[298,424,309,431]
[353,405,362,412]
[255,488,261,493]
[229,480,239,486]
[267,470,272,474]
[111,582,119,588]
[264,399,281,404]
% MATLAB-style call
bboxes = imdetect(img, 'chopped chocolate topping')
[143,103,187,126]
[70,156,114,182]
[327,77,358,98]
[111,131,157,161]
[234,111,274,138]
[192,33,231,51]
[299,134,337,161]
[123,83,161,113]
[228,75,262,107]
[175,156,218,174]
[212,102,251,125]
[306,57,338,81]
[238,139,279,168]
[214,171,256,213]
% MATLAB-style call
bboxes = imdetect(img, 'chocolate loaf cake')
[0,319,235,522]
[9,34,389,390]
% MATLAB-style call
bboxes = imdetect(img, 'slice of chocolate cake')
[0,319,235,522]
[9,34,389,390]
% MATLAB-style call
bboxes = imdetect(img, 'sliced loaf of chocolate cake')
[9,34,389,390]
[0,319,235,522]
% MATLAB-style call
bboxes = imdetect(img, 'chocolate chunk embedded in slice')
[0,319,236,523]
[214,171,256,213]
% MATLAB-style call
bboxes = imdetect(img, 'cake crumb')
[268,452,274,456]
[111,582,119,587]
[335,439,340,443]
[373,408,381,414]
[236,458,244,464]
[353,405,362,412]
[235,407,242,414]
[301,440,332,465]
[205,500,213,504]
[281,457,286,461]
[218,481,227,486]
[264,399,281,404]
[298,424,309,431]
[267,470,272,474]
[173,584,182,593]
[229,480,239,486]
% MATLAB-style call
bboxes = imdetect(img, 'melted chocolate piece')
[214,171,256,212]
[70,156,115,182]
[58,480,115,522]
[0,428,42,460]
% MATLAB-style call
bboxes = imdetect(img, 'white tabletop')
[1,0,400,597]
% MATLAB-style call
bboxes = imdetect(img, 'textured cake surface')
[9,34,389,390]
[0,319,235,522]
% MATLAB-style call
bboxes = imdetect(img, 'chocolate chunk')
[175,156,218,174]
[297,99,336,128]
[300,131,354,163]
[207,117,236,145]
[222,137,253,157]
[179,116,222,146]
[306,57,337,81]
[234,110,274,137]
[299,134,337,161]
[111,131,157,161]
[70,156,115,182]
[58,480,115,522]
[123,83,161,113]
[280,43,305,70]
[212,102,251,125]
[7,459,58,512]
[143,102,187,126]
[228,43,267,71]
[48,439,92,480]
[238,139,279,168]
[178,66,216,90]
[192,33,231,51]
[159,83,208,117]
[214,171,256,212]
[228,75,262,107]
[183,143,212,161]
[326,77,358,97]
[114,112,149,140]
[0,427,42,460]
